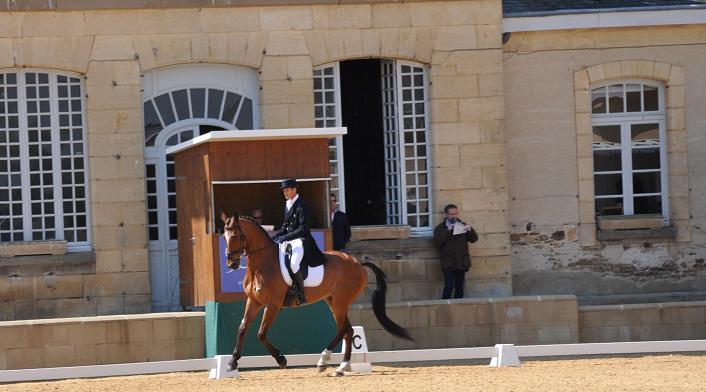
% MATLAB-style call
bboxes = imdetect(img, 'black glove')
[271,236,284,244]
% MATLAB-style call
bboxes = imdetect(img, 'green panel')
[205,300,340,358]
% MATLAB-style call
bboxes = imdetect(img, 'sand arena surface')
[2,354,705,392]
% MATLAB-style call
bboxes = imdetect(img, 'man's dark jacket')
[433,221,478,272]
[273,197,327,267]
[332,210,351,250]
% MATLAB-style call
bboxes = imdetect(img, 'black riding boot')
[292,270,307,305]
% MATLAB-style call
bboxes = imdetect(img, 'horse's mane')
[238,216,276,244]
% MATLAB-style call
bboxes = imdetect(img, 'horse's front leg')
[228,297,262,371]
[257,304,287,369]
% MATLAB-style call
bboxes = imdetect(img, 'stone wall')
[502,25,706,299]
[349,295,579,350]
[0,312,204,370]
[0,0,511,320]
[580,301,706,342]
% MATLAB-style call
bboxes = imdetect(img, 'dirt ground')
[2,354,705,392]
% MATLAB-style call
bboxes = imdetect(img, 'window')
[0,70,89,247]
[591,81,668,219]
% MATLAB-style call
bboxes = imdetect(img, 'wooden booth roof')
[165,127,347,155]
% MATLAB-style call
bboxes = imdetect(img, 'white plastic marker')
[341,326,372,374]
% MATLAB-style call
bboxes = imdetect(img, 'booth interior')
[213,179,329,234]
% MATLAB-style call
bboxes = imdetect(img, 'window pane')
[190,88,206,118]
[143,101,162,146]
[591,87,606,114]
[632,148,660,170]
[634,195,662,215]
[172,89,190,121]
[595,197,623,216]
[626,84,641,112]
[594,173,622,196]
[633,172,661,194]
[631,123,659,146]
[593,150,622,172]
[221,92,242,124]
[154,94,176,126]
[207,89,224,119]
[593,125,621,148]
[235,98,253,130]
[608,84,624,113]
[643,85,659,111]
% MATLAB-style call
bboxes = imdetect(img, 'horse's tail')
[361,261,414,341]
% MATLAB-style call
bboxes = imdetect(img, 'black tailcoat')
[274,197,327,267]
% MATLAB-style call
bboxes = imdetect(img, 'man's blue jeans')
[442,269,466,299]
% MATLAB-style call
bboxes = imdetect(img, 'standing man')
[433,204,478,299]
[330,193,351,251]
[272,179,327,305]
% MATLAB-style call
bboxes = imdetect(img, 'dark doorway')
[340,59,386,226]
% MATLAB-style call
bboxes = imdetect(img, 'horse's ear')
[220,211,228,224]
[234,210,239,219]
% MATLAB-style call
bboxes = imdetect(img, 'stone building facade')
[0,0,511,320]
[1,0,705,321]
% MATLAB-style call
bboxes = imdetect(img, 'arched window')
[591,81,668,219]
[0,70,89,247]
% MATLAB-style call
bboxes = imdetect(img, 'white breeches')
[279,238,304,273]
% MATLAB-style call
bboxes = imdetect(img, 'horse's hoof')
[317,365,327,373]
[333,369,345,377]
[276,354,287,369]
[227,359,237,372]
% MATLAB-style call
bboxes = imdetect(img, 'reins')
[226,217,273,261]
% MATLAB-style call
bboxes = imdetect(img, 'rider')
[271,179,327,305]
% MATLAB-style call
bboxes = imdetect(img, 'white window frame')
[0,68,91,251]
[313,63,346,213]
[591,80,669,222]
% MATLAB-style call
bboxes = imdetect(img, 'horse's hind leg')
[319,298,354,374]
[257,305,288,369]
[228,297,262,371]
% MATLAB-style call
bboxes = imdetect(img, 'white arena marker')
[209,355,240,379]
[341,326,372,373]
[489,344,521,367]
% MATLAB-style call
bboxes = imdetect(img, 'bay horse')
[221,212,413,375]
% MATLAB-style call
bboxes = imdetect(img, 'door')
[142,64,259,311]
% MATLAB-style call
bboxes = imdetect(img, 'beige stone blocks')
[87,109,142,135]
[431,99,459,123]
[138,9,201,35]
[86,61,141,88]
[2,313,205,369]
[313,5,372,30]
[432,145,460,168]
[86,85,141,111]
[14,36,94,73]
[435,26,477,51]
[266,31,309,56]
[372,4,411,28]
[431,122,481,145]
[459,143,505,167]
[23,12,86,37]
[92,223,148,250]
[436,167,482,191]
[0,13,22,37]
[199,7,261,33]
[431,75,479,99]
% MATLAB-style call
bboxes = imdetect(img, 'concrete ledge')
[597,215,665,231]
[350,225,411,241]
[0,312,206,370]
[597,227,677,241]
[0,252,96,277]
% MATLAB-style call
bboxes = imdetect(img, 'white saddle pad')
[278,246,324,287]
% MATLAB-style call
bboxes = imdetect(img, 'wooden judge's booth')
[166,127,346,308]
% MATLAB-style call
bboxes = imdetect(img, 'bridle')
[225,217,271,264]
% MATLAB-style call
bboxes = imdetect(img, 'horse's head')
[221,211,246,269]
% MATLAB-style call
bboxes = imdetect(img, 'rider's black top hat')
[280,178,298,189]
